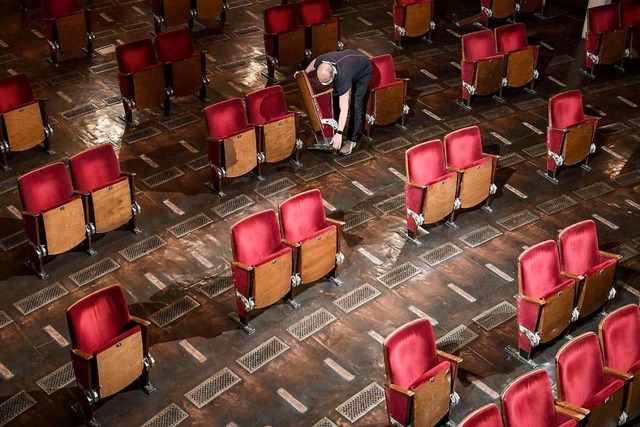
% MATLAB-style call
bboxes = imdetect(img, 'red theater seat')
[42,0,94,64]
[294,70,337,148]
[495,23,539,94]
[263,4,305,79]
[298,0,342,58]
[67,285,155,424]
[518,0,545,15]
[460,29,505,109]
[458,404,504,427]
[480,0,518,25]
[383,318,462,427]
[583,4,628,78]
[622,0,640,58]
[151,0,193,35]
[391,0,435,49]
[365,54,409,139]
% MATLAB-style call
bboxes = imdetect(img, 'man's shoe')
[339,141,356,155]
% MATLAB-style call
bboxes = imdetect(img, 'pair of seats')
[479,0,545,26]
[116,29,208,123]
[263,0,342,79]
[404,126,498,242]
[517,219,621,359]
[391,0,436,49]
[459,369,581,427]
[623,0,640,59]
[66,284,155,424]
[0,73,53,170]
[229,189,344,333]
[461,23,539,109]
[17,144,140,279]
[544,89,599,182]
[204,85,303,196]
[42,0,94,64]
[151,0,226,35]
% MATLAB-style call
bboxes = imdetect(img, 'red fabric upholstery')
[558,220,602,276]
[18,162,75,214]
[279,189,329,243]
[588,4,621,33]
[495,23,529,53]
[245,86,289,125]
[204,98,250,139]
[154,29,196,63]
[458,404,504,427]
[0,74,36,113]
[463,30,498,61]
[231,210,286,266]
[263,4,299,33]
[549,90,585,129]
[368,54,398,90]
[444,126,485,169]
[622,0,640,27]
[69,144,123,193]
[66,285,133,354]
[396,0,430,6]
[298,0,333,25]
[406,140,448,184]
[556,332,624,407]
[600,304,640,373]
[116,39,159,74]
[519,241,566,299]
[43,0,81,18]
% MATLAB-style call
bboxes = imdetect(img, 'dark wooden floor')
[0,0,639,425]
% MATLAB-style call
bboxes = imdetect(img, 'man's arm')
[305,58,317,74]
[331,89,351,149]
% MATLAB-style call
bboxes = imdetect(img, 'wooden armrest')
[556,401,589,415]
[397,77,410,82]
[130,316,151,327]
[585,114,600,122]
[599,250,623,261]
[446,166,464,173]
[206,136,222,144]
[560,271,584,281]
[386,382,413,397]
[73,190,90,197]
[560,273,577,282]
[326,218,346,227]
[21,211,39,218]
[437,350,463,364]
[282,239,300,249]
[604,366,633,380]
[249,123,264,129]
[548,126,569,134]
[519,294,545,306]
[555,404,586,421]
[71,348,92,360]
[121,171,136,178]
[483,153,500,160]
[232,261,253,271]
[406,181,426,190]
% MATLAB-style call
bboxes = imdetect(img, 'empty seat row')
[151,0,226,35]
[42,0,94,64]
[480,0,546,26]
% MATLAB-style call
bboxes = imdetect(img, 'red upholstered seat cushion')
[43,0,81,18]
[231,210,286,266]
[69,144,123,193]
[116,39,159,74]
[557,416,577,427]
[549,90,585,129]
[246,86,289,125]
[622,0,640,27]
[279,189,329,242]
[459,404,503,427]
[298,0,333,25]
[408,360,450,390]
[600,304,640,373]
[0,74,36,113]
[558,220,603,276]
[18,162,75,213]
[582,376,625,410]
[588,4,621,32]
[263,4,299,33]
[66,285,133,354]
[444,126,486,169]
[502,369,563,427]
[406,140,450,184]
[462,29,497,61]
[519,240,567,299]
[369,54,397,90]
[154,29,196,63]
[495,23,529,54]
[204,98,250,139]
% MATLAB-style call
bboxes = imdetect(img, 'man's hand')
[331,133,343,150]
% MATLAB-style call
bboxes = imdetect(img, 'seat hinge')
[394,24,406,37]
[402,104,409,115]
[571,307,580,322]
[337,40,344,50]
[589,143,596,154]
[366,113,376,125]
[336,251,345,265]
[587,52,600,65]
[236,291,255,311]
[450,391,460,406]
[0,140,8,153]
[519,325,541,347]
[257,152,266,163]
[624,48,631,58]
[407,208,425,226]
[320,118,338,130]
[489,183,497,195]
[608,287,616,300]
[291,273,301,288]
[482,6,493,17]
[462,81,476,96]
[453,198,462,210]
[548,150,564,166]
[502,77,508,87]
[132,201,141,216]
[305,49,312,59]
[295,138,304,150]
[619,411,628,425]
[389,417,406,427]
[86,223,96,236]
[32,243,47,258]
[533,69,540,79]
[211,163,226,178]
[430,21,436,30]
[515,3,521,11]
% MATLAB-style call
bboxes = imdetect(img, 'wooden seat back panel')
[310,20,338,57]
[562,121,593,166]
[538,284,575,343]
[506,48,534,88]
[474,58,504,95]
[373,83,404,126]
[421,174,457,224]
[223,130,257,178]
[404,2,431,37]
[253,251,292,308]
[578,262,616,318]
[491,0,517,18]
[92,179,132,234]
[263,115,295,163]
[277,29,306,67]
[411,366,451,427]
[42,197,86,255]
[599,29,629,65]
[300,227,336,284]
[195,0,223,19]
[3,102,45,151]
[96,330,144,398]
[296,72,323,132]
[163,0,192,26]
[458,161,492,208]
[132,67,166,110]
[171,58,202,98]
[583,385,625,427]
[56,12,87,53]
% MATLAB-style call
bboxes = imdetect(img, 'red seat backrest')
[444,126,484,169]
[18,162,75,213]
[558,220,601,276]
[279,189,328,242]
[263,4,300,33]
[406,140,448,184]
[495,23,529,54]
[231,210,284,266]
[462,29,498,61]
[298,0,333,25]
[588,4,621,32]
[549,90,585,129]
[600,304,640,373]
[245,86,289,125]
[621,0,640,27]
[43,0,81,18]
[459,404,504,427]
[0,74,35,113]
[69,144,122,193]
[519,241,564,299]
[369,54,397,90]
[204,98,249,139]
[154,28,196,63]
[116,39,159,74]
[502,369,559,427]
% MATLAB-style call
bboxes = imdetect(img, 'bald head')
[317,62,335,86]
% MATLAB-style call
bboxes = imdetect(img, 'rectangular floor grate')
[335,383,385,423]
[514,98,546,110]
[69,257,120,286]
[313,418,338,427]
[199,34,230,45]
[48,71,82,86]
[436,324,478,353]
[413,48,445,59]
[598,122,631,136]
[333,283,381,313]
[334,6,357,15]
[168,213,212,238]
[36,362,75,395]
[212,194,255,217]
[537,194,579,215]
[616,75,640,87]
[444,43,462,52]
[0,177,17,194]
[0,230,27,251]
[629,117,640,127]
[237,336,290,373]
[496,210,539,231]
[612,170,640,186]
[61,103,98,119]
[94,29,117,39]
[445,116,480,130]
[233,26,262,36]
[411,125,446,141]
[0,311,13,330]
[584,82,616,94]
[392,55,411,65]
[473,301,516,331]
[216,59,249,72]
[0,53,18,64]
[376,262,421,289]
[548,54,574,66]
[373,194,404,214]
[420,242,463,266]
[120,21,152,32]
[120,235,167,262]
[573,181,615,200]
[480,106,515,120]
[353,29,383,39]
[89,61,118,74]
[141,403,189,427]
[149,296,200,328]
[414,83,445,96]
[296,163,336,182]
[498,152,525,169]
[443,78,461,87]
[185,368,241,409]
[186,156,209,171]
[611,243,639,261]
[161,114,200,131]
[287,308,337,341]
[255,177,297,198]
[373,137,411,154]
[199,276,233,298]
[102,95,122,106]
[343,210,376,231]
[227,0,252,8]
[523,142,547,157]
[142,167,185,188]
[125,127,162,144]
[460,225,502,247]
[333,150,374,168]
[14,282,68,315]
[0,391,36,426]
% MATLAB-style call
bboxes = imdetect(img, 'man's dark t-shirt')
[315,50,373,96]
